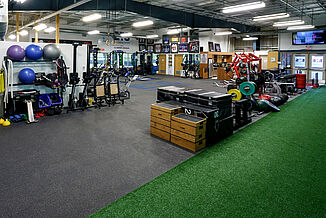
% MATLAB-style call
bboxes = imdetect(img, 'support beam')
[56,14,59,44]
[16,12,19,42]
[34,15,39,43]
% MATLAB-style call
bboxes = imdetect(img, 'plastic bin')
[39,94,52,108]
[48,93,63,105]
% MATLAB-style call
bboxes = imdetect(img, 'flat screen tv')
[293,30,326,45]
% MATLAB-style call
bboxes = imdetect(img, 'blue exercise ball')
[25,44,43,60]
[19,68,36,84]
[7,45,25,61]
[43,44,61,60]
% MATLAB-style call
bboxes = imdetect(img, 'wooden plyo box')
[151,103,182,122]
[171,114,207,152]
[150,103,182,141]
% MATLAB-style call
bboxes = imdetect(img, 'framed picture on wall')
[162,45,171,53]
[189,41,199,53]
[147,39,155,45]
[180,32,188,43]
[139,44,146,51]
[294,55,306,68]
[147,45,154,53]
[178,44,188,52]
[208,42,214,52]
[171,43,178,53]
[190,29,199,41]
[163,35,170,44]
[311,55,324,69]
[154,44,162,53]
[171,34,179,43]
[215,43,221,52]
[138,38,146,44]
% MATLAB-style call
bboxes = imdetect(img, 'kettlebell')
[2,119,11,127]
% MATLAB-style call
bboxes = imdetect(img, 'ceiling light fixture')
[88,30,100,35]
[146,34,159,38]
[253,13,290,21]
[44,27,56,33]
[132,20,154,28]
[287,25,315,30]
[120,32,133,37]
[273,20,304,27]
[167,29,180,35]
[243,37,258,41]
[197,0,215,6]
[8,34,16,40]
[14,0,26,3]
[19,30,28,36]
[214,31,232,36]
[222,1,265,13]
[33,23,47,31]
[82,13,102,22]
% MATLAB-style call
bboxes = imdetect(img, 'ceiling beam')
[9,0,259,33]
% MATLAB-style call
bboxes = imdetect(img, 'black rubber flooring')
[0,75,226,218]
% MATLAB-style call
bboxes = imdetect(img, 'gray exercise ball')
[43,44,61,60]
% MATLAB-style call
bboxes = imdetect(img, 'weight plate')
[227,89,242,101]
[239,82,256,96]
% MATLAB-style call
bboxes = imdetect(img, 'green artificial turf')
[90,87,326,218]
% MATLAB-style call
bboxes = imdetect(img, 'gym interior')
[1,0,326,217]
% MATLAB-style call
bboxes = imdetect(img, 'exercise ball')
[43,44,61,60]
[25,44,43,60]
[18,68,36,84]
[7,45,25,61]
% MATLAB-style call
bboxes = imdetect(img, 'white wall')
[199,34,231,52]
[279,32,326,51]
[27,31,140,53]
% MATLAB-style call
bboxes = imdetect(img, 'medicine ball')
[19,68,36,84]
[43,44,61,60]
[7,45,25,61]
[25,44,43,60]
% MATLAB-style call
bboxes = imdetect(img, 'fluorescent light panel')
[44,27,56,33]
[8,34,16,40]
[146,34,159,38]
[82,13,102,22]
[167,29,180,35]
[243,37,258,41]
[120,32,133,37]
[222,1,265,13]
[287,25,315,30]
[88,30,100,35]
[273,20,304,27]
[33,23,47,31]
[14,0,26,3]
[197,0,215,6]
[253,13,289,21]
[132,20,154,27]
[19,30,28,36]
[215,31,232,36]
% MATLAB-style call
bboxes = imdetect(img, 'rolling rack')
[3,56,65,123]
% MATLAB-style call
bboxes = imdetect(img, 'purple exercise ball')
[7,45,26,61]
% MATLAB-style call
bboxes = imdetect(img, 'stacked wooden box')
[150,103,182,141]
[171,114,206,152]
